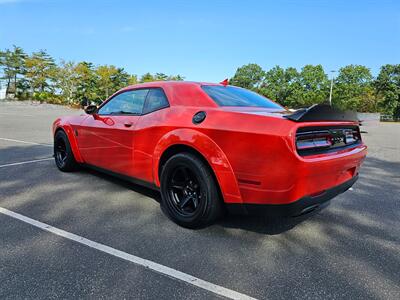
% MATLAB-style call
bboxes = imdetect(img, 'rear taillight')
[343,129,360,144]
[297,132,332,150]
[296,127,361,155]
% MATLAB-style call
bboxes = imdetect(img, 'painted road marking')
[0,158,53,168]
[0,137,52,147]
[0,207,257,300]
[0,113,35,117]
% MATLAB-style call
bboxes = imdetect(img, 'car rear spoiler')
[284,104,359,122]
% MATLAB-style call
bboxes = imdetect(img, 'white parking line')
[0,137,52,147]
[0,113,35,117]
[0,207,256,300]
[0,158,53,168]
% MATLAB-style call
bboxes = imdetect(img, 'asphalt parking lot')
[0,101,399,299]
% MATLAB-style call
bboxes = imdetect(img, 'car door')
[131,88,170,181]
[78,89,149,177]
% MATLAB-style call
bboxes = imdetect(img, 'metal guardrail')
[380,115,400,122]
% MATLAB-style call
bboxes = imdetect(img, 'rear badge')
[329,129,345,144]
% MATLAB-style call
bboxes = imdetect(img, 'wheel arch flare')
[153,129,242,203]
[53,121,84,163]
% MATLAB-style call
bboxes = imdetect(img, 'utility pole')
[329,70,336,106]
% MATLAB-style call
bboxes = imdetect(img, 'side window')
[98,89,149,115]
[143,88,169,114]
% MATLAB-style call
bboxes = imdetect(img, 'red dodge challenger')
[53,81,367,228]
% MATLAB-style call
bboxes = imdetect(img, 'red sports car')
[53,81,367,228]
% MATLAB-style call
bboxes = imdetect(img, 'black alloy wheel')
[54,130,78,172]
[160,152,223,228]
[55,137,67,168]
[168,166,203,217]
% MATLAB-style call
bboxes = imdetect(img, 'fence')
[380,114,400,122]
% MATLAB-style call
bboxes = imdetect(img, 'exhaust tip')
[294,204,320,217]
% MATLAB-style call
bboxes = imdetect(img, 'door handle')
[124,121,133,128]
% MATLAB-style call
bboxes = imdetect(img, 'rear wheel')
[160,153,223,228]
[54,130,78,172]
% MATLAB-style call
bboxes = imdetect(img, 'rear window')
[143,88,169,114]
[201,85,282,109]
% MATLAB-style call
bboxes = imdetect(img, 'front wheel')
[54,130,78,172]
[160,153,223,228]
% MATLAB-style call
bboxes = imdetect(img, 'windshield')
[201,85,282,109]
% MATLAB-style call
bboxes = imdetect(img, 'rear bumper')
[235,143,366,205]
[227,174,358,217]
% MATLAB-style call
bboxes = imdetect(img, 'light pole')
[329,70,336,106]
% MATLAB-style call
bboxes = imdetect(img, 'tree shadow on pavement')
[1,144,399,299]
[83,167,161,203]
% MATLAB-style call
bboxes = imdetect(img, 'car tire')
[160,152,223,228]
[54,130,78,172]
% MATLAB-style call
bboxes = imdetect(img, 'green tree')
[260,66,299,106]
[230,63,265,90]
[111,68,130,91]
[96,65,116,99]
[25,50,57,98]
[0,50,4,65]
[333,65,374,111]
[54,60,78,104]
[374,64,400,117]
[154,73,168,81]
[287,64,329,107]
[16,78,31,100]
[140,72,154,82]
[0,46,27,98]
[74,61,99,104]
[95,65,129,99]
[0,49,6,92]
[356,89,381,113]
[128,74,138,85]
[168,74,185,81]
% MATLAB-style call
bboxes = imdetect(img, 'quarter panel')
[133,107,243,203]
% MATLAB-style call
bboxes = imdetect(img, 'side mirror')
[84,105,98,115]
[80,98,89,108]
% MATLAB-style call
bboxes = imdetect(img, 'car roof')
[122,81,221,90]
[118,81,223,107]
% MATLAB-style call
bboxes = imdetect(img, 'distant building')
[0,81,6,99]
